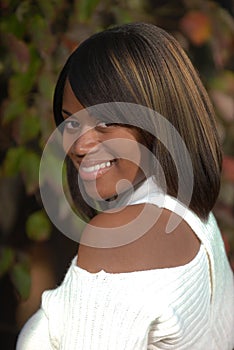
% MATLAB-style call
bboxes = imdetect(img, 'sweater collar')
[103,176,165,210]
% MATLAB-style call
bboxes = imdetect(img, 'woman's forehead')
[62,79,84,114]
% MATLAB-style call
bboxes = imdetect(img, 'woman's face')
[62,80,149,200]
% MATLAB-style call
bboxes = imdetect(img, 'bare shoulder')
[77,204,201,273]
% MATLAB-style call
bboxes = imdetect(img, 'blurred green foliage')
[0,0,234,340]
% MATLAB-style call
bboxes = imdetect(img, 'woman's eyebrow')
[62,109,72,117]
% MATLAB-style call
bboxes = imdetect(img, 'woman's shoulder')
[77,204,201,274]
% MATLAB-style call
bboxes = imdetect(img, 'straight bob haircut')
[53,22,222,221]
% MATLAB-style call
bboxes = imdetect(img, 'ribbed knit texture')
[17,177,234,349]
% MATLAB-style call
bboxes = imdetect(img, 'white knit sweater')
[17,178,234,349]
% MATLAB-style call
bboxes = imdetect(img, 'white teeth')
[81,161,113,173]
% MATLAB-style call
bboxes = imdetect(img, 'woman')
[17,23,234,349]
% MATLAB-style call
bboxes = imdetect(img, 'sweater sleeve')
[16,309,53,350]
[146,244,213,350]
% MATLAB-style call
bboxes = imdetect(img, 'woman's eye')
[96,121,108,128]
[64,120,80,130]
[96,121,118,128]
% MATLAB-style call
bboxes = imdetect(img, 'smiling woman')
[17,23,234,350]
[62,79,149,202]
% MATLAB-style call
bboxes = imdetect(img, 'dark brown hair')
[53,22,222,220]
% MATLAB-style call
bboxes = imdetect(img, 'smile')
[81,160,114,173]
[79,160,116,181]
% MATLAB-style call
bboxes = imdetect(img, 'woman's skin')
[62,80,200,274]
[62,80,147,201]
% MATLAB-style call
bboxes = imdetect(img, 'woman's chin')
[82,182,115,202]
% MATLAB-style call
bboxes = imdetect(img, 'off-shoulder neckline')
[70,243,205,278]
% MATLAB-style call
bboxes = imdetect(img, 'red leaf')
[180,11,212,46]
[222,156,234,183]
[6,34,30,72]
[61,35,79,53]
[221,232,231,254]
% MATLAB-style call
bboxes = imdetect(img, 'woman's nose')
[71,127,100,157]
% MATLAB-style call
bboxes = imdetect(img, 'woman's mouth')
[79,160,116,181]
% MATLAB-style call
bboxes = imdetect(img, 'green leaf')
[3,147,40,193]
[10,260,31,300]
[0,14,25,38]
[8,74,31,99]
[209,70,234,94]
[27,15,55,53]
[2,98,27,124]
[8,48,41,99]
[77,0,101,21]
[21,150,41,194]
[26,210,52,241]
[17,113,41,144]
[39,147,64,188]
[37,1,55,20]
[7,46,41,100]
[3,147,26,177]
[38,73,54,101]
[0,247,15,277]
